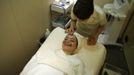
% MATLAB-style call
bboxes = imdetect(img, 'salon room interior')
[0,0,134,75]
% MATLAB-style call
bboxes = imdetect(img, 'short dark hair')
[73,0,94,20]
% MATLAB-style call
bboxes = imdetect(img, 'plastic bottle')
[45,28,50,37]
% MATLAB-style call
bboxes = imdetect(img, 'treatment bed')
[20,27,106,75]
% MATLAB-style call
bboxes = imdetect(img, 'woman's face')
[62,34,78,55]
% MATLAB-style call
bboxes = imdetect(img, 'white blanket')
[20,54,64,75]
[20,27,106,75]
[38,49,75,75]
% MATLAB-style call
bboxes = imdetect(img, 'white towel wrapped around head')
[63,32,85,54]
[73,33,85,54]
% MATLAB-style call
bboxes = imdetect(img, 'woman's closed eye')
[65,38,67,41]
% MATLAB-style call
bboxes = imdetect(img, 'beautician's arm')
[87,25,104,45]
[96,25,104,37]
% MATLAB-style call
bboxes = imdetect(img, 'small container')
[45,28,50,38]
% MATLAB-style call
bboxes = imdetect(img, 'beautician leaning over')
[66,0,107,45]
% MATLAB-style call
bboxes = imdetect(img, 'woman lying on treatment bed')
[20,34,88,75]
[20,27,106,75]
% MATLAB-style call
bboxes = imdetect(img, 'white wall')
[0,0,53,75]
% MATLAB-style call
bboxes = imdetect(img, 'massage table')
[20,27,106,75]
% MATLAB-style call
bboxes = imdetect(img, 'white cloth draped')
[37,49,84,75]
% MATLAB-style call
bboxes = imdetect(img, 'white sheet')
[20,27,106,75]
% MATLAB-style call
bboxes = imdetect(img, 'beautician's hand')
[65,28,74,34]
[87,36,97,45]
[65,25,75,34]
[65,19,76,34]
